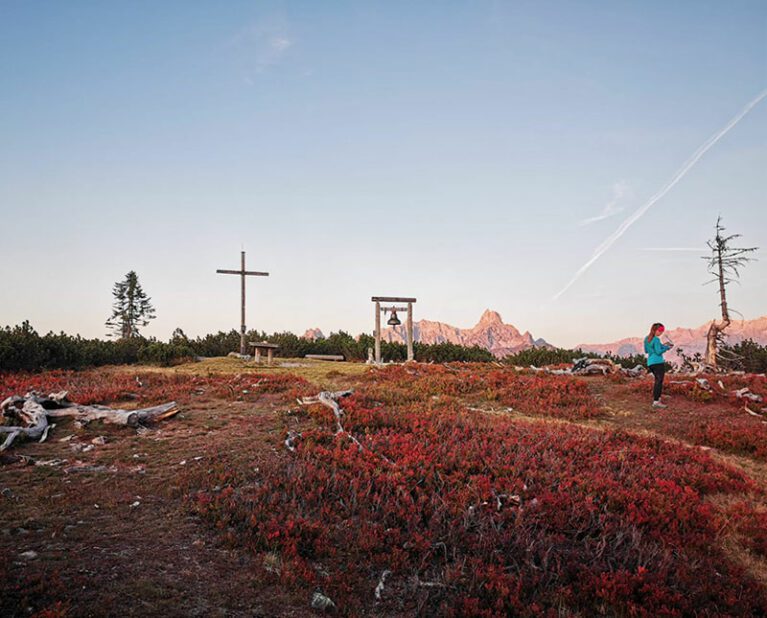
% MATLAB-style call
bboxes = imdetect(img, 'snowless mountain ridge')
[577,316,767,363]
[376,309,547,357]
[304,311,767,361]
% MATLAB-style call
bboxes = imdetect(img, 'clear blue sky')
[1,1,765,347]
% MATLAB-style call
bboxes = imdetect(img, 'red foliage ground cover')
[0,370,311,407]
[726,501,767,560]
[193,366,767,616]
[631,373,767,406]
[628,373,767,460]
[362,364,600,420]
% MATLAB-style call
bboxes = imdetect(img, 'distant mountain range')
[303,311,767,362]
[377,309,550,357]
[305,310,549,358]
[577,316,767,362]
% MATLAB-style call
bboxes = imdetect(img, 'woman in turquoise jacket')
[644,322,673,409]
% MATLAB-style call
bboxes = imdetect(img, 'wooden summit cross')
[372,296,416,364]
[216,251,269,355]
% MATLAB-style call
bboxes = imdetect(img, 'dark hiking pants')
[648,363,665,402]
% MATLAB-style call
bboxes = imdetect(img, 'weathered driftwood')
[304,354,345,362]
[298,390,353,435]
[0,391,178,451]
[47,402,178,427]
[572,358,620,376]
[0,397,49,451]
[530,358,644,378]
[733,387,764,403]
[297,390,395,465]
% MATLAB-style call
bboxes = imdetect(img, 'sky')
[1,1,765,348]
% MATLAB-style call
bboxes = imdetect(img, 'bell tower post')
[371,296,417,364]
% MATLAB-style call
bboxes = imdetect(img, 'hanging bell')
[387,310,401,326]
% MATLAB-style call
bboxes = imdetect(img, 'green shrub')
[504,347,599,367]
[720,339,767,373]
[0,322,145,371]
[137,342,196,366]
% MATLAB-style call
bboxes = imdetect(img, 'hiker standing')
[644,323,673,409]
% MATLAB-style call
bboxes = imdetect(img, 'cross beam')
[216,251,269,355]
[371,296,417,303]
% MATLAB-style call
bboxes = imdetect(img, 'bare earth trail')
[586,377,767,487]
[0,395,316,616]
[1,360,766,616]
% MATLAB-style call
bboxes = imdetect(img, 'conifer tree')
[105,271,156,338]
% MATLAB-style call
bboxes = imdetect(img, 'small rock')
[81,445,95,453]
[91,436,107,445]
[1,488,13,499]
[311,592,336,611]
[58,435,74,442]
[129,501,140,508]
[19,550,38,560]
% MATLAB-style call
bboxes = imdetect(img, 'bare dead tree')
[703,216,758,368]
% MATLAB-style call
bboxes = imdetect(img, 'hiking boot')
[652,401,667,409]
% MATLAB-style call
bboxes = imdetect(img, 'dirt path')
[0,397,316,617]
[586,377,767,486]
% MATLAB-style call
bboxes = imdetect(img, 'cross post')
[216,251,269,355]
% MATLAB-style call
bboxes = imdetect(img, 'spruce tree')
[105,271,156,338]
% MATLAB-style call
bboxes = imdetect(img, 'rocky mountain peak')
[375,309,544,357]
[478,309,503,325]
[303,328,325,341]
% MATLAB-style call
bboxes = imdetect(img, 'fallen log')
[1,391,178,451]
[572,358,620,376]
[46,401,179,427]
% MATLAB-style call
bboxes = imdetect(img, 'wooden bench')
[305,354,345,362]
[250,342,279,365]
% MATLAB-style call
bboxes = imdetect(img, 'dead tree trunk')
[703,217,757,369]
[1,391,178,451]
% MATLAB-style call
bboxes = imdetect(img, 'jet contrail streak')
[553,88,767,301]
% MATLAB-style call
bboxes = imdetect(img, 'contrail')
[553,88,767,301]
[579,180,630,226]
[640,247,702,252]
